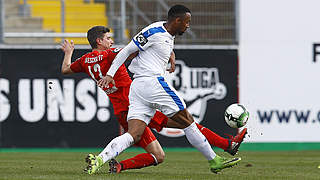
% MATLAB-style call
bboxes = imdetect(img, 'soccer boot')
[108,158,122,174]
[209,155,241,174]
[84,154,103,175]
[225,128,247,156]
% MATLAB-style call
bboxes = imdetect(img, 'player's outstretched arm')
[107,41,139,77]
[127,51,139,61]
[60,40,75,74]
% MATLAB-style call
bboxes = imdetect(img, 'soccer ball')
[224,103,249,128]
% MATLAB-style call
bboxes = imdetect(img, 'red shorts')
[116,111,168,148]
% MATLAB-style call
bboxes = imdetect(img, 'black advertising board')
[0,48,238,147]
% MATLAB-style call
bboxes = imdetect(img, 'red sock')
[196,123,229,150]
[120,153,156,171]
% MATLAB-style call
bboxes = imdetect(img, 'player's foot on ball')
[108,158,122,174]
[225,128,248,156]
[209,155,241,174]
[84,153,103,175]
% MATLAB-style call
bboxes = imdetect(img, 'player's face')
[177,12,191,35]
[100,32,114,50]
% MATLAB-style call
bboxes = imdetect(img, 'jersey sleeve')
[132,26,165,51]
[70,57,84,73]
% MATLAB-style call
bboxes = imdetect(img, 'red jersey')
[70,48,132,115]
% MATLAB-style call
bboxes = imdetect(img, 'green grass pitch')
[0,150,319,180]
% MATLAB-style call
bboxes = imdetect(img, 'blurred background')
[0,0,319,150]
[0,0,237,45]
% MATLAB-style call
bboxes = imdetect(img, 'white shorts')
[127,76,186,124]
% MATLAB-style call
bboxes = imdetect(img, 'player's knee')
[157,152,165,164]
[154,151,165,164]
[131,133,142,143]
[127,130,143,143]
[128,119,147,143]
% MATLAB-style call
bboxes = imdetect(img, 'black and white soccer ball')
[224,103,249,128]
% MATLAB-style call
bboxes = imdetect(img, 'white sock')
[98,132,134,163]
[184,122,216,160]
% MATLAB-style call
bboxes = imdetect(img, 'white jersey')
[129,21,174,78]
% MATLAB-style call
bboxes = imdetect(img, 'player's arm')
[127,51,139,61]
[60,40,75,74]
[167,51,176,73]
[98,41,139,88]
[107,41,139,77]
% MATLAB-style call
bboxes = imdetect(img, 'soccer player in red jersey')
[60,26,247,174]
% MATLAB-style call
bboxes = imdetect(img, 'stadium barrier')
[0,46,238,147]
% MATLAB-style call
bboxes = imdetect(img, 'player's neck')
[164,22,176,36]
[92,47,106,52]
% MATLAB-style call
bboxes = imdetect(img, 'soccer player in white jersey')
[94,5,241,173]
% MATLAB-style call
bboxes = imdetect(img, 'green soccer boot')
[209,155,241,173]
[84,153,103,175]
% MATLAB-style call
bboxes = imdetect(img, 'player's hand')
[97,75,115,89]
[60,40,74,54]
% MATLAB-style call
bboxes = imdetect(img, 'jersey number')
[88,64,103,81]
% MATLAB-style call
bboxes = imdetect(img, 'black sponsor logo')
[135,33,148,47]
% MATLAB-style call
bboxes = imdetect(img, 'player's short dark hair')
[87,26,110,49]
[168,4,191,21]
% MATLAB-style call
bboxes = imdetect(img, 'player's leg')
[151,102,217,160]
[171,109,241,173]
[108,111,165,173]
[149,109,220,156]
[154,77,241,173]
[84,119,145,175]
[109,138,165,173]
[150,110,247,156]
[85,79,161,174]
[123,127,165,168]
[152,78,213,155]
[143,140,165,164]
[166,118,229,150]
[170,109,217,159]
[195,123,247,155]
[98,119,146,160]
[106,78,160,173]
[194,123,229,149]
